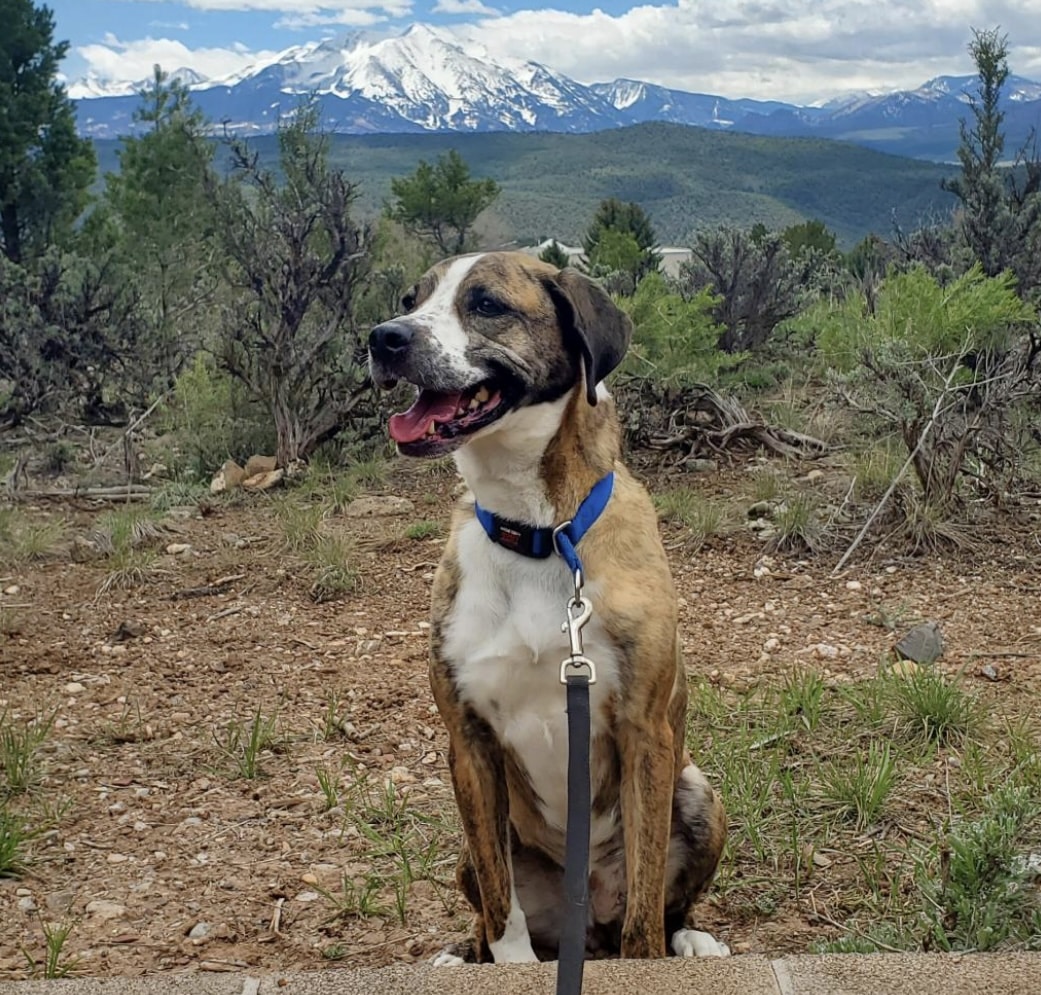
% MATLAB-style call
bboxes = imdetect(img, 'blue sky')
[49,0,1041,103]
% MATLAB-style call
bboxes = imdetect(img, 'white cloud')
[76,34,280,82]
[148,20,191,30]
[433,0,498,15]
[451,0,1041,101]
[73,0,1041,100]
[129,0,410,13]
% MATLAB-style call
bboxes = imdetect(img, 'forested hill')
[94,122,956,248]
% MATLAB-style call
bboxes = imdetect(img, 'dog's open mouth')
[388,380,508,455]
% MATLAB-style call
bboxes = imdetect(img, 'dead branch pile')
[618,378,828,464]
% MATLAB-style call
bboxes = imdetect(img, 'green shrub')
[162,353,274,481]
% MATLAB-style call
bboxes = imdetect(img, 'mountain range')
[70,24,1041,161]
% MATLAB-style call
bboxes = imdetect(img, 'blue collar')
[473,472,615,575]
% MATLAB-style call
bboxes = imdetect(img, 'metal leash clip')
[560,589,597,685]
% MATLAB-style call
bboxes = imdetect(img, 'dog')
[368,252,727,964]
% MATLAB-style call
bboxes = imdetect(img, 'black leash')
[557,674,592,995]
[474,479,613,995]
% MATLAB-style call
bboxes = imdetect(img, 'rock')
[979,663,1001,682]
[17,896,38,913]
[86,899,127,920]
[845,580,863,592]
[210,459,246,494]
[686,458,718,474]
[243,454,278,477]
[294,890,319,903]
[46,891,76,912]
[111,620,145,642]
[804,469,825,483]
[894,621,944,665]
[64,682,86,694]
[142,462,169,481]
[3,585,20,596]
[165,542,192,556]
[241,468,284,492]
[301,872,319,886]
[343,495,415,518]
[188,921,212,940]
[888,660,920,679]
[747,501,776,519]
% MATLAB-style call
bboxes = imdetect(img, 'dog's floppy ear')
[546,267,633,406]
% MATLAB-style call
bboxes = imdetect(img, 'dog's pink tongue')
[389,390,462,443]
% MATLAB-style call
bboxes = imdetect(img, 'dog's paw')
[671,928,731,958]
[430,950,467,968]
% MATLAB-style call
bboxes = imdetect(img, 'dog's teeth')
[426,422,437,436]
[468,397,480,410]
[473,386,490,404]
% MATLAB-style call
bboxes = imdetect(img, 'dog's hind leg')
[663,763,729,957]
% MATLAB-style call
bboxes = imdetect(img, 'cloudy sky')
[50,0,1041,103]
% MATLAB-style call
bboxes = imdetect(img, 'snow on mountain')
[68,73,138,100]
[69,24,1041,162]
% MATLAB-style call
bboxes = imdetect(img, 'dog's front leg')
[439,706,539,963]
[617,719,674,958]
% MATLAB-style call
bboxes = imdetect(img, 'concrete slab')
[3,953,1040,995]
[0,977,245,995]
[257,957,782,995]
[775,952,1041,994]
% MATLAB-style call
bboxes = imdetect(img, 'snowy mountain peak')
[68,24,1041,161]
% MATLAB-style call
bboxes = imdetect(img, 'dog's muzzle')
[368,320,416,388]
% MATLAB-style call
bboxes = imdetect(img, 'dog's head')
[368,252,632,457]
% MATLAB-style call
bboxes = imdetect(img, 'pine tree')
[386,150,499,256]
[0,0,96,262]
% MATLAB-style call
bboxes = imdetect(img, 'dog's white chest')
[443,519,619,834]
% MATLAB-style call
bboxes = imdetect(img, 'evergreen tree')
[538,238,571,268]
[99,67,219,383]
[941,28,1041,293]
[583,198,661,282]
[0,0,95,262]
[386,150,499,256]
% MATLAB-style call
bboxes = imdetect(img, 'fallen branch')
[13,485,154,501]
[169,573,246,601]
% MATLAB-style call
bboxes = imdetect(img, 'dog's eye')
[401,290,417,312]
[472,293,508,318]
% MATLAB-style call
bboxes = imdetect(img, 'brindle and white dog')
[368,252,727,964]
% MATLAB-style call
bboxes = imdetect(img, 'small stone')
[295,891,319,903]
[165,543,192,555]
[300,873,319,886]
[894,621,944,665]
[343,495,415,518]
[747,501,776,518]
[86,899,127,920]
[888,660,920,679]
[763,637,780,653]
[64,682,86,694]
[188,921,212,940]
[804,469,825,483]
[4,585,20,596]
[686,458,718,474]
[980,663,1001,682]
[106,852,129,864]
[17,896,38,913]
[845,580,862,592]
[389,766,416,785]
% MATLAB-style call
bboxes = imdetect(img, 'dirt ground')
[2,457,1040,980]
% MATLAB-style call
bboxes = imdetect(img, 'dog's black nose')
[369,320,414,362]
